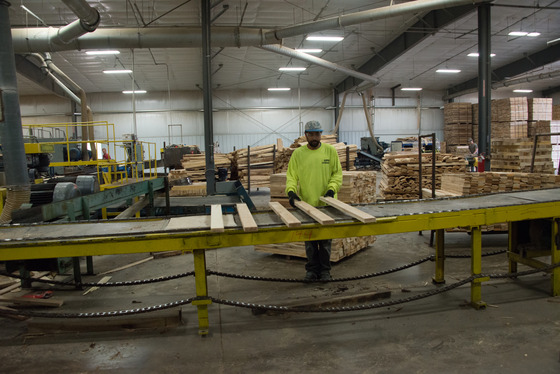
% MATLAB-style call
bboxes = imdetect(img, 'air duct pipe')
[0,1,30,223]
[48,0,100,47]
[268,0,491,40]
[12,27,280,53]
[260,44,381,87]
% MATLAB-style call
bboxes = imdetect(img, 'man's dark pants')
[304,239,332,276]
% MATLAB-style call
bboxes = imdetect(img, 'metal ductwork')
[268,0,491,40]
[12,27,280,53]
[0,1,30,223]
[46,0,100,47]
[260,44,381,87]
[443,69,560,100]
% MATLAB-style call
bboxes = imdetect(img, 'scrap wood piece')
[83,275,112,295]
[236,203,258,232]
[294,200,335,225]
[0,296,63,308]
[269,201,301,227]
[0,271,51,296]
[0,306,28,320]
[211,204,225,233]
[115,196,149,219]
[319,197,376,223]
[98,256,154,275]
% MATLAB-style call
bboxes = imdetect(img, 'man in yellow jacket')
[285,120,343,281]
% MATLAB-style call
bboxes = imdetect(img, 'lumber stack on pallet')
[528,120,551,141]
[492,97,528,122]
[262,170,377,262]
[231,144,277,188]
[491,121,528,140]
[171,153,231,183]
[441,172,560,195]
[379,152,467,200]
[490,139,554,173]
[528,98,553,121]
[443,103,474,151]
[274,134,357,173]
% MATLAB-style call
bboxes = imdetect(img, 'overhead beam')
[447,43,560,97]
[543,85,560,97]
[14,54,68,98]
[335,4,478,93]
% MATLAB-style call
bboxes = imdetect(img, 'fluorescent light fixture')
[268,88,291,91]
[467,52,496,57]
[436,69,461,73]
[401,87,422,91]
[279,67,306,71]
[509,31,528,36]
[513,89,533,93]
[86,50,121,55]
[527,32,540,37]
[122,90,147,94]
[295,49,323,53]
[103,69,132,74]
[306,36,344,42]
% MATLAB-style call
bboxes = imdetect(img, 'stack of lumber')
[491,121,528,139]
[444,103,473,148]
[379,152,467,200]
[260,170,377,262]
[553,104,560,121]
[274,134,357,172]
[446,145,470,156]
[172,153,231,182]
[169,183,207,197]
[490,139,554,173]
[441,172,560,195]
[270,171,376,208]
[231,144,277,188]
[528,98,553,121]
[492,97,528,122]
[528,120,551,141]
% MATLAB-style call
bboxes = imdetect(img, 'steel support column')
[433,229,445,284]
[477,3,491,169]
[552,218,559,296]
[201,0,216,195]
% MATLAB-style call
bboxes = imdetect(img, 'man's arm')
[285,151,299,195]
[326,146,343,194]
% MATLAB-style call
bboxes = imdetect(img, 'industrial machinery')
[161,144,201,170]
[355,136,388,170]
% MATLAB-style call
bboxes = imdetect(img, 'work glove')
[324,189,335,198]
[288,191,300,208]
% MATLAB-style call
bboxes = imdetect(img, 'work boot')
[319,272,332,281]
[304,272,318,282]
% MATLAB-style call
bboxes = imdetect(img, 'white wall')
[19,88,447,153]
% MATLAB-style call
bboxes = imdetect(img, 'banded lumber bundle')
[490,139,554,173]
[169,183,207,197]
[230,144,277,188]
[553,105,560,121]
[379,152,467,200]
[444,102,473,124]
[444,123,473,145]
[441,172,560,195]
[528,98,552,121]
[491,121,528,140]
[264,170,377,261]
[254,235,377,263]
[175,153,231,182]
[492,97,528,122]
[528,120,551,141]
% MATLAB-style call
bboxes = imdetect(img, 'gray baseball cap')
[305,120,323,132]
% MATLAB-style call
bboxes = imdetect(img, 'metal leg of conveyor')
[552,218,559,297]
[432,229,445,284]
[470,226,488,309]
[507,222,518,275]
[192,249,211,335]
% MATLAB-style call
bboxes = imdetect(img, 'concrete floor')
[1,189,559,373]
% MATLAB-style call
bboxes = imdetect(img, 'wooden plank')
[98,256,154,275]
[294,200,335,225]
[83,275,112,295]
[319,197,376,223]
[236,203,258,232]
[210,204,225,233]
[115,196,149,219]
[0,296,63,307]
[268,201,301,227]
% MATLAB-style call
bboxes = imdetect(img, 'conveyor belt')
[0,188,558,261]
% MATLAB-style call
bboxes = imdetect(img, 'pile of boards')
[167,153,231,196]
[440,172,560,195]
[230,143,278,189]
[491,138,555,173]
[274,134,357,173]
[379,152,467,200]
[257,170,377,262]
[444,103,473,147]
